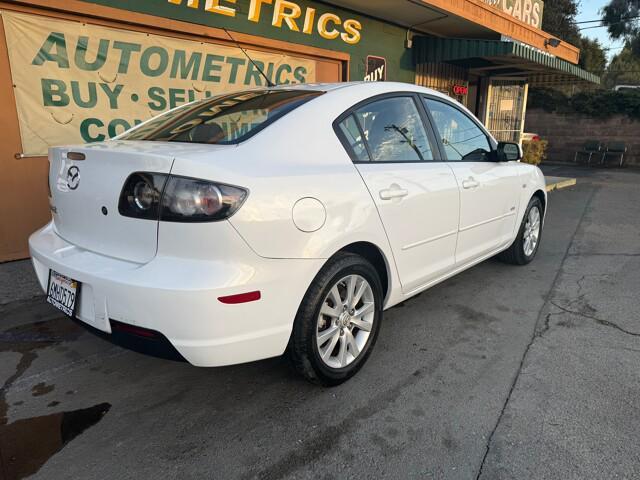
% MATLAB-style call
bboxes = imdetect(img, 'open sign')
[452,85,469,95]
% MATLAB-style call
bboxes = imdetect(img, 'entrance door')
[485,79,528,144]
[336,94,460,294]
[424,97,521,266]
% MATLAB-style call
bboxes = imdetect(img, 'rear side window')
[352,97,435,162]
[120,90,323,145]
[336,115,370,162]
[424,98,492,162]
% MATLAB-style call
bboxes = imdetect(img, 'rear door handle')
[462,177,480,190]
[379,187,409,200]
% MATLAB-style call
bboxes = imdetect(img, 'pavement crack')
[550,301,640,338]
[474,184,598,480]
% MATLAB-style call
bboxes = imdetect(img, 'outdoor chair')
[574,140,602,165]
[601,142,628,167]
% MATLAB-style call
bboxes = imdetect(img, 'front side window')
[120,90,323,145]
[424,98,492,162]
[353,97,435,162]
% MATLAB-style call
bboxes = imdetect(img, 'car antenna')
[223,27,275,88]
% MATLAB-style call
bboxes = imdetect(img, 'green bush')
[528,88,640,120]
[522,139,548,166]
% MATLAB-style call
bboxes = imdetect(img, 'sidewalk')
[545,175,577,192]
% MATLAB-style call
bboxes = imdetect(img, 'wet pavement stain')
[0,314,110,479]
[0,402,111,480]
[0,318,84,425]
[31,382,55,397]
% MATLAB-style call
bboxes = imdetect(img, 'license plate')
[46,270,79,317]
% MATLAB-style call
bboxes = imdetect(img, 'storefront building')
[0,0,598,261]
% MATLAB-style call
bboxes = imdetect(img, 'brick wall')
[525,109,640,166]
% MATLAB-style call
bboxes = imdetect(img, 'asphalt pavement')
[1,165,639,480]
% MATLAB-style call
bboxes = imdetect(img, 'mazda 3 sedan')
[30,82,546,385]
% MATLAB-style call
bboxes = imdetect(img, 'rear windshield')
[120,89,323,145]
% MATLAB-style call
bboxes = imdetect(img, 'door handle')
[462,177,480,190]
[379,187,409,200]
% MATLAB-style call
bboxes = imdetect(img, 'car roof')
[270,81,451,100]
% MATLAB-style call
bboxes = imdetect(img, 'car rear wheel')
[287,252,383,386]
[499,196,543,265]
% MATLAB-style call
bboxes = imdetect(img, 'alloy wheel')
[523,206,541,257]
[315,274,375,369]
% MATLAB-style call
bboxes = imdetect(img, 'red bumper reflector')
[111,321,157,338]
[218,291,261,304]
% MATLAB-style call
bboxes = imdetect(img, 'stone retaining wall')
[525,109,640,166]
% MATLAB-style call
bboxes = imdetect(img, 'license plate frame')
[46,270,80,318]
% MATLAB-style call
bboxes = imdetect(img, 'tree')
[578,37,607,76]
[536,0,607,76]
[541,0,581,45]
[604,46,640,87]
[602,0,640,55]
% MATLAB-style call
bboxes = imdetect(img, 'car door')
[335,94,460,294]
[423,97,521,266]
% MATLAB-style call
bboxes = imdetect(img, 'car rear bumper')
[29,222,323,366]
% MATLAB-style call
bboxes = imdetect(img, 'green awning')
[414,37,600,86]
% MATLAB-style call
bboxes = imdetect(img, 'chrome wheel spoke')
[355,302,374,318]
[345,275,357,309]
[320,304,340,319]
[338,335,348,367]
[317,325,339,345]
[329,285,343,308]
[320,330,340,361]
[352,279,368,309]
[345,329,360,358]
[350,317,373,332]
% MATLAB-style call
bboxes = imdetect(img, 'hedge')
[528,88,640,120]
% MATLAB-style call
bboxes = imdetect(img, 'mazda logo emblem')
[66,166,80,190]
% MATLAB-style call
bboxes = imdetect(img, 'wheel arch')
[533,189,547,214]
[334,241,391,302]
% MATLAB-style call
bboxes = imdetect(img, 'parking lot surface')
[1,165,639,479]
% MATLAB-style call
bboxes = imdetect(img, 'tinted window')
[424,98,492,162]
[337,115,370,161]
[120,90,323,145]
[354,97,434,162]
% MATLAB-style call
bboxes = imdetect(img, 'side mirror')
[496,142,523,162]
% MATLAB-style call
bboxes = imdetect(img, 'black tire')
[286,252,383,386]
[499,196,543,265]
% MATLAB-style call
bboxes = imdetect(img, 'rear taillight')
[118,172,247,222]
[160,176,247,222]
[119,173,167,220]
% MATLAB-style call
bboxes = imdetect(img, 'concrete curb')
[545,176,577,192]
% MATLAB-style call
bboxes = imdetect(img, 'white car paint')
[30,82,546,367]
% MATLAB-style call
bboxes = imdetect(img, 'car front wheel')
[287,252,383,386]
[499,196,543,265]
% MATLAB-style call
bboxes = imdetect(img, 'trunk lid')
[49,141,177,264]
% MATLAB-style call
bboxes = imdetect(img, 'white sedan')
[30,82,546,385]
